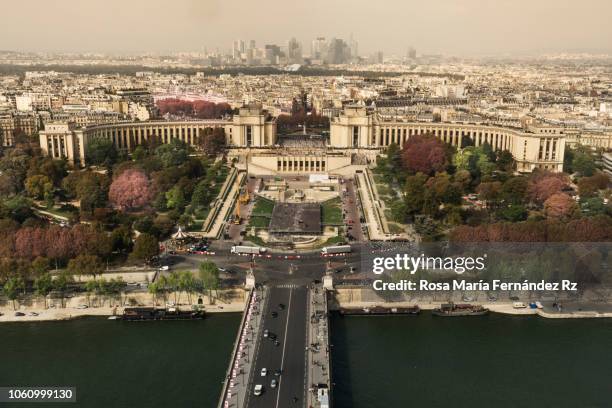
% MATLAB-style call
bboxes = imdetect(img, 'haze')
[3,0,611,55]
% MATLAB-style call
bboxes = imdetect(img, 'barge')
[432,303,488,317]
[339,305,420,316]
[119,307,205,321]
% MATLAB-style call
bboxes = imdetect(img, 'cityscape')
[0,1,611,407]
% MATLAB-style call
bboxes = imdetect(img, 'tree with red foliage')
[200,128,226,155]
[544,193,579,219]
[156,99,232,119]
[528,172,568,204]
[109,169,154,211]
[401,134,450,175]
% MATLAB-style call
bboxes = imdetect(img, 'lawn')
[248,216,270,229]
[322,197,343,225]
[251,197,275,217]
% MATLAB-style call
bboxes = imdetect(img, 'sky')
[2,0,611,56]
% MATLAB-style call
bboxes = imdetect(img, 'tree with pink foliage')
[528,172,568,204]
[401,134,450,175]
[544,193,578,219]
[109,169,154,211]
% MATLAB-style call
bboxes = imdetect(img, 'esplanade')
[40,105,568,173]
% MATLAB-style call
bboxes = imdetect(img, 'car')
[274,340,280,347]
[218,267,227,272]
[260,368,267,377]
[510,296,519,301]
[270,379,277,388]
[75,304,89,309]
[274,369,282,377]
[263,329,269,338]
[271,311,278,318]
[269,333,277,340]
[278,303,285,310]
[159,265,169,271]
[29,312,39,316]
[14,312,25,317]
[462,295,475,302]
[253,385,263,396]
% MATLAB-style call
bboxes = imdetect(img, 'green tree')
[53,271,74,308]
[155,139,189,168]
[165,185,186,210]
[67,254,104,280]
[86,138,118,167]
[572,150,596,176]
[34,273,53,309]
[403,173,428,219]
[198,261,219,304]
[3,276,25,310]
[130,233,159,262]
[25,174,54,200]
[501,176,529,204]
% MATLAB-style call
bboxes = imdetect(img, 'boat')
[119,307,205,321]
[432,303,488,317]
[339,305,420,316]
[107,315,120,320]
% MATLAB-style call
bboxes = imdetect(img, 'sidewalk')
[306,285,332,408]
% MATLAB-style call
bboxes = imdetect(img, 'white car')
[263,329,269,338]
[270,379,277,388]
[260,368,267,377]
[254,385,263,396]
[159,265,169,271]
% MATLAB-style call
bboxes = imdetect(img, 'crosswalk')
[274,284,299,288]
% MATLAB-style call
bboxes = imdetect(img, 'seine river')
[1,313,611,408]
[331,312,612,408]
[0,314,240,408]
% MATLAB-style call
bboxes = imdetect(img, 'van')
[513,302,526,309]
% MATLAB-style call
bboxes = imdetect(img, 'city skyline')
[2,0,612,56]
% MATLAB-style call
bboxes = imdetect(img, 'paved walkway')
[203,171,246,239]
[306,285,332,408]
[218,287,266,408]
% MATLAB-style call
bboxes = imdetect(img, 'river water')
[1,312,611,408]
[0,314,240,408]
[330,312,612,408]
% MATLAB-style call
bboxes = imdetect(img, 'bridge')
[219,282,332,408]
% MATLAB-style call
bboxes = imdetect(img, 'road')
[342,178,365,242]
[245,286,308,408]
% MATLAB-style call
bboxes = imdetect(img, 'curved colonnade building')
[40,105,568,173]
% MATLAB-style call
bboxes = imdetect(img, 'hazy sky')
[2,0,611,56]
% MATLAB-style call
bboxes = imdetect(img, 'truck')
[231,245,267,255]
[321,245,351,255]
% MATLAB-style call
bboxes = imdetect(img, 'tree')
[200,128,226,156]
[25,174,53,200]
[34,273,53,309]
[86,138,118,167]
[572,150,596,176]
[3,276,25,310]
[501,176,529,204]
[477,181,502,204]
[148,281,162,306]
[110,225,133,253]
[401,134,450,175]
[577,172,609,198]
[178,271,196,304]
[498,204,528,222]
[31,256,51,278]
[165,185,186,210]
[109,168,154,211]
[528,173,568,204]
[544,193,579,220]
[68,254,104,279]
[155,139,189,168]
[496,150,515,172]
[402,173,428,219]
[198,261,219,304]
[130,233,159,262]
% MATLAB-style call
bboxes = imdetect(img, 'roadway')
[245,286,308,408]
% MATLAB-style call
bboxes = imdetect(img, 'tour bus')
[321,245,352,255]
[231,245,267,255]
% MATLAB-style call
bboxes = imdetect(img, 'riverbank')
[0,289,247,323]
[331,288,612,319]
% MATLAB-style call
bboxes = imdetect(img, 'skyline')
[2,0,612,56]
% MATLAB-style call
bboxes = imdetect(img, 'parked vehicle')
[231,245,267,255]
[321,245,351,255]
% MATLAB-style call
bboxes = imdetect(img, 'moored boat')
[119,307,205,321]
[339,305,420,316]
[432,303,488,317]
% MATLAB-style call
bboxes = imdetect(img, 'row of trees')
[156,99,232,119]
[147,262,219,305]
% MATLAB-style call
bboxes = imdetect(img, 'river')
[0,314,240,408]
[330,312,612,408]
